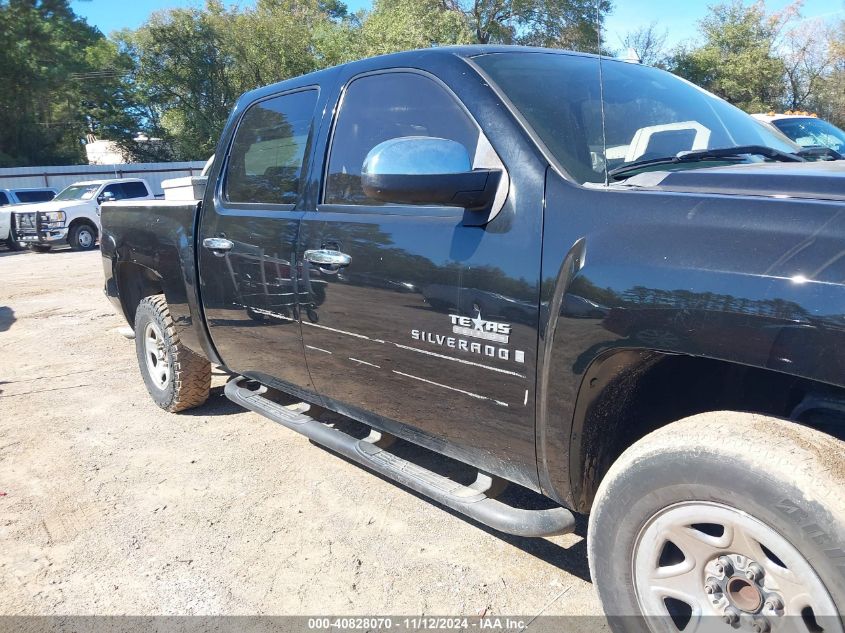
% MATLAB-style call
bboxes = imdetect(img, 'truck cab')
[0,187,57,249]
[14,178,152,251]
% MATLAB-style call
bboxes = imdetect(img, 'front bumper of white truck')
[13,211,69,245]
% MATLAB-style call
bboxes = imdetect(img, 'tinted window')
[102,184,125,200]
[225,89,318,205]
[121,181,149,198]
[0,192,8,206]
[324,73,479,205]
[474,53,795,184]
[15,190,54,203]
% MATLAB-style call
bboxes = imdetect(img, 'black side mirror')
[360,137,501,222]
[98,191,116,204]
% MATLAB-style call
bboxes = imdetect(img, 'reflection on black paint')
[300,203,545,489]
[562,279,841,374]
[226,90,318,205]
[199,212,314,390]
[219,239,326,323]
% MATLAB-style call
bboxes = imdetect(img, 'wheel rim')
[143,321,171,390]
[633,501,842,633]
[78,228,93,248]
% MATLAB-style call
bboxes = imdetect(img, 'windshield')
[54,184,99,201]
[473,52,797,184]
[771,118,845,153]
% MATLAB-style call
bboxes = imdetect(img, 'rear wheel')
[588,412,845,633]
[68,223,97,250]
[134,294,211,412]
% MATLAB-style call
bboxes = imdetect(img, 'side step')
[225,377,576,538]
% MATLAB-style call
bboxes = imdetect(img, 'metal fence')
[0,161,207,197]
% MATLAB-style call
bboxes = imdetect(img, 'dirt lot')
[0,247,601,620]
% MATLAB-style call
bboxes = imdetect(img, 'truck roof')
[68,178,147,187]
[0,186,56,192]
[236,45,604,109]
[752,112,819,122]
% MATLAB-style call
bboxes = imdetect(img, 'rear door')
[198,87,321,395]
[297,69,545,488]
[118,181,151,199]
[101,183,148,202]
[97,183,149,220]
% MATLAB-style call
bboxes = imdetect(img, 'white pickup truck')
[13,178,153,252]
[0,187,57,250]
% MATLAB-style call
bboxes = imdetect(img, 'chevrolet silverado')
[101,47,845,631]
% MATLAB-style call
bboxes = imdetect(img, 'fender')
[535,233,586,505]
[537,169,845,508]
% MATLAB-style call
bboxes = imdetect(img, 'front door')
[298,70,545,488]
[199,87,321,395]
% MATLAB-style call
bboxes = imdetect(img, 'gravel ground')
[0,247,602,622]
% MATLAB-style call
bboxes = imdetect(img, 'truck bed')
[100,199,209,355]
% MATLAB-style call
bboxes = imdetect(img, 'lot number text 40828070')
[307,617,529,631]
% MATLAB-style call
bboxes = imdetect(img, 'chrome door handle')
[202,237,234,254]
[304,249,351,267]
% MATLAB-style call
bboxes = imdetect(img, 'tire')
[246,307,269,323]
[311,283,326,306]
[5,237,22,251]
[588,411,845,633]
[68,223,97,251]
[29,244,51,253]
[134,294,211,412]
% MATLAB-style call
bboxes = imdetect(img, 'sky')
[72,0,844,50]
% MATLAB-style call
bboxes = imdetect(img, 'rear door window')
[14,190,54,203]
[121,182,149,198]
[225,89,319,206]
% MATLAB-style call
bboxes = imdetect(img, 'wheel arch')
[570,349,845,514]
[67,216,98,236]
[115,261,164,326]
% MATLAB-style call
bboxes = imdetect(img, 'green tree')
[620,21,668,67]
[117,0,354,160]
[806,19,845,128]
[106,0,619,161]
[0,0,139,166]
[440,0,612,52]
[355,0,473,58]
[668,0,789,113]
[781,18,836,111]
[114,2,239,161]
[79,37,168,163]
[228,0,347,85]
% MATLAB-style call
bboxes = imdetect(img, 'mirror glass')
[362,137,471,176]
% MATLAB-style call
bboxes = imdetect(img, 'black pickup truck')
[101,46,845,629]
